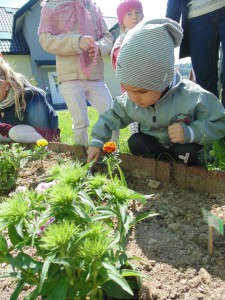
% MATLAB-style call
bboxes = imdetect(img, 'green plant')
[0,143,29,194]
[207,140,225,171]
[0,157,157,300]
[32,139,49,161]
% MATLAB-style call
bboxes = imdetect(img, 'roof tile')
[0,7,30,54]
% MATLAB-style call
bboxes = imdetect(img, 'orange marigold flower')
[103,142,117,153]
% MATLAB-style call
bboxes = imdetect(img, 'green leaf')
[123,214,133,235]
[92,206,117,222]
[117,252,128,268]
[67,280,93,298]
[129,212,159,228]
[119,203,127,224]
[39,279,58,296]
[10,279,25,300]
[102,280,134,299]
[72,205,92,222]
[13,252,42,271]
[8,225,23,246]
[107,231,120,249]
[91,214,114,222]
[94,188,104,201]
[117,165,127,187]
[23,287,40,300]
[78,191,96,209]
[96,206,117,216]
[121,268,146,278]
[100,261,133,295]
[128,192,146,204]
[50,257,83,269]
[92,206,117,221]
[44,277,70,300]
[39,256,53,292]
[128,255,149,263]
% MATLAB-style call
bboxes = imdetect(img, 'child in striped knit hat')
[111,0,144,136]
[87,18,225,166]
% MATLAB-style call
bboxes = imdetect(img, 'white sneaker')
[129,122,139,135]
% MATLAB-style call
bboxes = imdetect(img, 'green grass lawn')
[58,108,130,152]
[58,108,225,170]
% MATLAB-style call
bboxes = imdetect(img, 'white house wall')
[4,55,33,79]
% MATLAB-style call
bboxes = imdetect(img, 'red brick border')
[47,143,225,194]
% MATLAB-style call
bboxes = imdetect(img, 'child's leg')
[60,80,89,146]
[87,80,112,113]
[87,80,119,142]
[8,125,43,143]
[128,133,167,157]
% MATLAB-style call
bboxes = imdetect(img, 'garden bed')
[0,145,225,300]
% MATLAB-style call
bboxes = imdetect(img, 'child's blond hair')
[0,58,27,120]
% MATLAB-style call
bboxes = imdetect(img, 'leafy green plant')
[207,140,225,171]
[0,143,29,194]
[0,139,51,195]
[32,139,49,161]
[0,157,157,300]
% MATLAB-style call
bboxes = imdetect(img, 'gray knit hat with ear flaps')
[116,18,183,92]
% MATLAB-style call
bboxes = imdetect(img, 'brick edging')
[47,143,225,194]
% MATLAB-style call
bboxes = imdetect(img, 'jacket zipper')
[150,106,156,124]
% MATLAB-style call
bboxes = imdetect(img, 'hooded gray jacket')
[90,73,225,149]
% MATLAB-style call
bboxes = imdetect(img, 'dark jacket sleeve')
[166,0,182,22]
[24,89,60,142]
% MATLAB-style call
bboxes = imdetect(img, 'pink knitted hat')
[117,0,143,26]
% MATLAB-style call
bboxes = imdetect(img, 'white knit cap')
[116,18,183,92]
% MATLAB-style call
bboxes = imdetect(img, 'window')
[0,32,11,39]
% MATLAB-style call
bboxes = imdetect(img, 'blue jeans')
[189,7,225,107]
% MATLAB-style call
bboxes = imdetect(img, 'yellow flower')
[36,139,48,147]
[103,142,117,153]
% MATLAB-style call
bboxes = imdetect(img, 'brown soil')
[1,151,225,300]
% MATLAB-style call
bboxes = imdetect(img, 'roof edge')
[13,0,39,33]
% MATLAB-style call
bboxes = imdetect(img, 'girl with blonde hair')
[0,57,60,143]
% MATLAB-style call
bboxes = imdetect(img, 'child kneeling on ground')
[87,18,225,166]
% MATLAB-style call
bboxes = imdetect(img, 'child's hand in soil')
[86,146,102,163]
